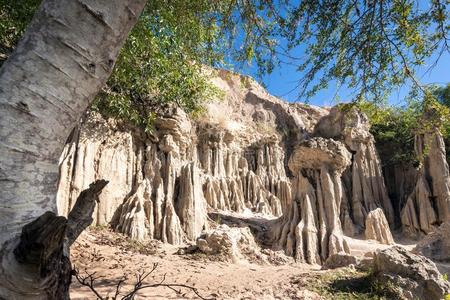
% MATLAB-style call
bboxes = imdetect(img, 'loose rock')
[373,246,450,300]
[365,208,395,245]
[322,253,359,270]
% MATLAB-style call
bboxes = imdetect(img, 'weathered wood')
[67,179,109,245]
[11,211,70,299]
[14,211,67,275]
[0,180,108,299]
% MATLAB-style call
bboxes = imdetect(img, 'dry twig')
[74,263,214,300]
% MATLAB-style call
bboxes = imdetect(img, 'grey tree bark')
[0,0,146,298]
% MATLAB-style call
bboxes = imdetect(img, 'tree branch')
[67,179,109,245]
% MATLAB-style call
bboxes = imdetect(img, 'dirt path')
[70,229,321,300]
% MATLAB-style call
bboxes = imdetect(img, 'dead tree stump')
[0,180,108,300]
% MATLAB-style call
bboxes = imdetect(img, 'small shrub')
[300,268,403,300]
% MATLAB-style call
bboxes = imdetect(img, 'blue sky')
[224,0,449,108]
[233,50,449,107]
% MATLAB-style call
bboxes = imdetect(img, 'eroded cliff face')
[57,70,397,263]
[400,132,450,236]
[314,107,395,232]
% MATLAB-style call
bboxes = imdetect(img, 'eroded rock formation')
[269,138,352,264]
[401,132,450,235]
[315,107,395,233]
[57,70,400,264]
[365,208,394,245]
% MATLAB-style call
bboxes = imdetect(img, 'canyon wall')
[400,132,450,236]
[57,70,446,263]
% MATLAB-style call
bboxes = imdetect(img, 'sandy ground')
[70,226,412,300]
[70,229,321,300]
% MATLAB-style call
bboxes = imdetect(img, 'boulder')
[356,257,374,272]
[365,208,394,245]
[373,246,450,300]
[196,225,237,255]
[322,253,359,270]
[414,222,450,262]
[196,225,260,261]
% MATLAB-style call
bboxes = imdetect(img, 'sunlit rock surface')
[57,70,450,264]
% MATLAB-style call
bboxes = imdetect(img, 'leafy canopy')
[241,0,449,102]
[355,84,450,166]
[0,1,232,130]
[0,0,449,129]
[91,1,228,130]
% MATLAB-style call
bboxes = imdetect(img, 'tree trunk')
[0,0,146,298]
[0,0,146,245]
[0,180,108,299]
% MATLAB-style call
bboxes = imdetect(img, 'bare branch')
[67,179,109,245]
[378,0,425,94]
[74,268,106,300]
[74,264,215,300]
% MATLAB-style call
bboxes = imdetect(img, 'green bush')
[0,1,225,131]
[302,268,403,300]
[356,84,450,167]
